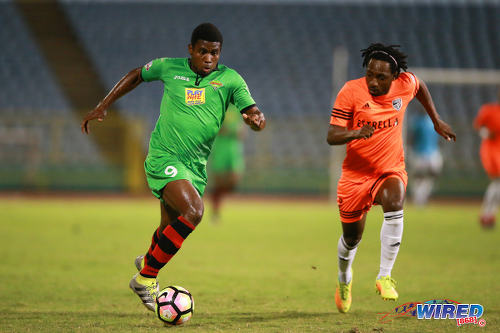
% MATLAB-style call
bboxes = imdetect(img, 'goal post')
[329,46,349,202]
[409,68,500,85]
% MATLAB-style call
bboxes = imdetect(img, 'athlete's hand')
[81,107,107,134]
[242,106,266,131]
[357,124,375,139]
[434,118,456,141]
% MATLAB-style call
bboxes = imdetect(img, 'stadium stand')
[0,2,70,112]
[1,1,499,194]
[0,1,111,191]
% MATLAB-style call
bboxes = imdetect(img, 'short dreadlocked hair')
[361,43,408,76]
[191,23,223,47]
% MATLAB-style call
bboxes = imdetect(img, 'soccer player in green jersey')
[209,104,246,223]
[81,23,266,311]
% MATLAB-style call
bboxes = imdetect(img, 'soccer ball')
[155,286,194,325]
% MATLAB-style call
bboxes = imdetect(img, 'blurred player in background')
[81,23,266,311]
[474,88,500,229]
[209,104,246,223]
[408,111,443,207]
[326,43,455,313]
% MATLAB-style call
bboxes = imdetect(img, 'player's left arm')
[415,79,456,141]
[230,71,265,131]
[241,105,266,131]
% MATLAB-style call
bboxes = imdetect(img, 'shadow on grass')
[0,310,146,320]
[0,310,151,329]
[185,310,344,330]
[200,311,333,322]
[1,309,336,319]
[1,309,334,321]
[1,309,392,332]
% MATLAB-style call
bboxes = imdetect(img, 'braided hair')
[361,43,408,76]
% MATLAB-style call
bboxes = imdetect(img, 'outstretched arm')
[415,79,456,141]
[81,67,143,134]
[326,124,374,145]
[241,105,266,131]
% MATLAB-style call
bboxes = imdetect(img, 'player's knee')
[377,178,405,211]
[381,192,405,212]
[383,198,404,212]
[182,203,204,226]
[343,235,362,248]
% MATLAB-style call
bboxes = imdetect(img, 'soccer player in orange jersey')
[326,43,456,313]
[474,88,500,229]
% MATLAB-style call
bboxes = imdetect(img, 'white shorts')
[410,151,443,176]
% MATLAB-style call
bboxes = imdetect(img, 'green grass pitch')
[0,196,498,332]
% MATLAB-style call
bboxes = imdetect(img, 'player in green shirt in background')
[209,104,246,223]
[81,23,266,311]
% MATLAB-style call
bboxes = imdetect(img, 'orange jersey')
[474,103,500,177]
[330,72,419,179]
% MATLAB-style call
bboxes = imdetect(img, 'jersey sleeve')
[403,72,420,97]
[229,72,256,112]
[141,58,166,82]
[330,82,354,127]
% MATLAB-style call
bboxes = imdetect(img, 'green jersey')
[141,57,255,197]
[217,104,243,139]
[210,104,245,174]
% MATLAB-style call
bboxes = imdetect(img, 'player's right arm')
[327,124,374,145]
[81,67,143,134]
[327,82,374,145]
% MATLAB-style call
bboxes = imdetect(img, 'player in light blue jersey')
[409,111,443,206]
